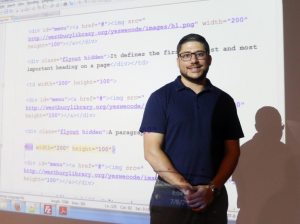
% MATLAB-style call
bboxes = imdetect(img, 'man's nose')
[190,54,198,62]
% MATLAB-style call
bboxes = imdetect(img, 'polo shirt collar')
[174,76,214,92]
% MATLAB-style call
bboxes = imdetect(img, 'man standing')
[139,33,244,224]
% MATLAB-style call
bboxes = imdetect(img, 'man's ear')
[208,54,212,65]
[176,57,180,67]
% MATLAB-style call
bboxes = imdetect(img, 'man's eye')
[182,54,191,58]
[196,52,205,57]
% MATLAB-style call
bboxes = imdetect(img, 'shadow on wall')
[232,106,300,224]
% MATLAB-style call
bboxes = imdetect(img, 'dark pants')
[149,180,228,224]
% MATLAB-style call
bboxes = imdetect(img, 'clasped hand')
[183,185,214,212]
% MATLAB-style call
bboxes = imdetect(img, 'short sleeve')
[214,93,244,140]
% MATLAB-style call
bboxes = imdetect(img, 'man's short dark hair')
[177,33,210,56]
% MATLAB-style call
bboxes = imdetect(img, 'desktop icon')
[59,206,68,216]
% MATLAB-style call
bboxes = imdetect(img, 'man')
[139,33,244,224]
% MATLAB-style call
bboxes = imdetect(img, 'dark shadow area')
[256,154,300,224]
[232,106,290,224]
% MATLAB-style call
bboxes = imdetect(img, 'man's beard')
[180,68,209,84]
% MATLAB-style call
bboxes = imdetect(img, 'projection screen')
[0,0,284,223]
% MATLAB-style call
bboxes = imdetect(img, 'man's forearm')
[145,146,191,191]
[143,133,192,192]
[211,139,241,189]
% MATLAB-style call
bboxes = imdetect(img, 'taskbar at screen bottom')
[0,201,150,224]
[0,200,238,224]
